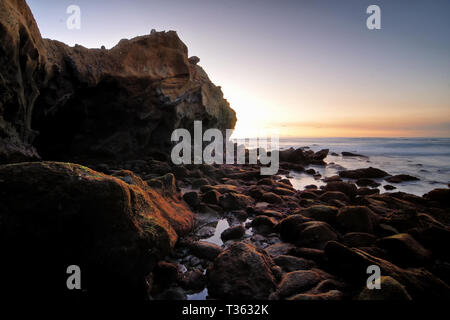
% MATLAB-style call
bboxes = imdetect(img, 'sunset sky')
[27,0,450,138]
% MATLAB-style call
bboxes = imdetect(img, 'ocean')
[275,137,450,196]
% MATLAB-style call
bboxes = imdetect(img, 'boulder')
[336,206,376,233]
[279,148,328,165]
[201,190,220,205]
[219,192,252,210]
[341,152,368,158]
[207,242,277,299]
[270,270,323,299]
[343,232,377,247]
[189,241,223,260]
[319,191,350,203]
[385,174,420,183]
[251,215,278,234]
[279,218,338,250]
[357,276,412,300]
[221,225,245,241]
[273,255,316,272]
[261,192,282,204]
[289,290,344,300]
[377,233,432,266]
[300,205,339,224]
[324,241,450,299]
[423,188,450,207]
[183,191,200,208]
[179,269,206,291]
[356,178,381,188]
[339,167,389,179]
[324,181,357,198]
[264,243,296,258]
[0,161,194,298]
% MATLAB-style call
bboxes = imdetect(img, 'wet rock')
[357,276,412,300]
[299,191,319,199]
[191,178,210,188]
[324,181,357,198]
[189,241,223,261]
[183,191,200,208]
[219,192,252,210]
[301,205,339,224]
[207,242,277,299]
[288,248,327,265]
[385,175,419,183]
[319,191,350,203]
[339,167,389,179]
[202,190,220,205]
[336,206,376,233]
[273,187,296,196]
[343,232,377,247]
[201,184,238,194]
[279,148,328,165]
[264,243,296,258]
[423,188,450,207]
[0,162,194,298]
[259,209,284,219]
[261,192,282,204]
[383,185,396,191]
[279,216,338,249]
[289,290,344,300]
[221,225,245,241]
[357,187,380,196]
[277,214,312,242]
[342,152,368,158]
[179,269,206,291]
[257,178,273,185]
[251,216,278,234]
[377,233,432,266]
[269,270,323,299]
[274,255,316,272]
[153,261,179,288]
[323,175,342,182]
[324,241,450,299]
[356,178,381,188]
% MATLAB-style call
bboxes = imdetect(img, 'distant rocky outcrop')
[0,0,236,163]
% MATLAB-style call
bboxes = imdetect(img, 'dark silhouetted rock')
[357,276,412,300]
[339,167,389,179]
[386,175,420,183]
[221,225,245,241]
[0,161,194,298]
[336,206,376,233]
[189,241,223,260]
[324,241,450,300]
[207,242,277,299]
[377,233,431,266]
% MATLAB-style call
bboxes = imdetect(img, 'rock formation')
[0,0,236,163]
[0,161,193,298]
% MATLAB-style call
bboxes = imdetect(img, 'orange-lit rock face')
[0,0,236,163]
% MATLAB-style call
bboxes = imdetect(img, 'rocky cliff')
[0,0,236,163]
